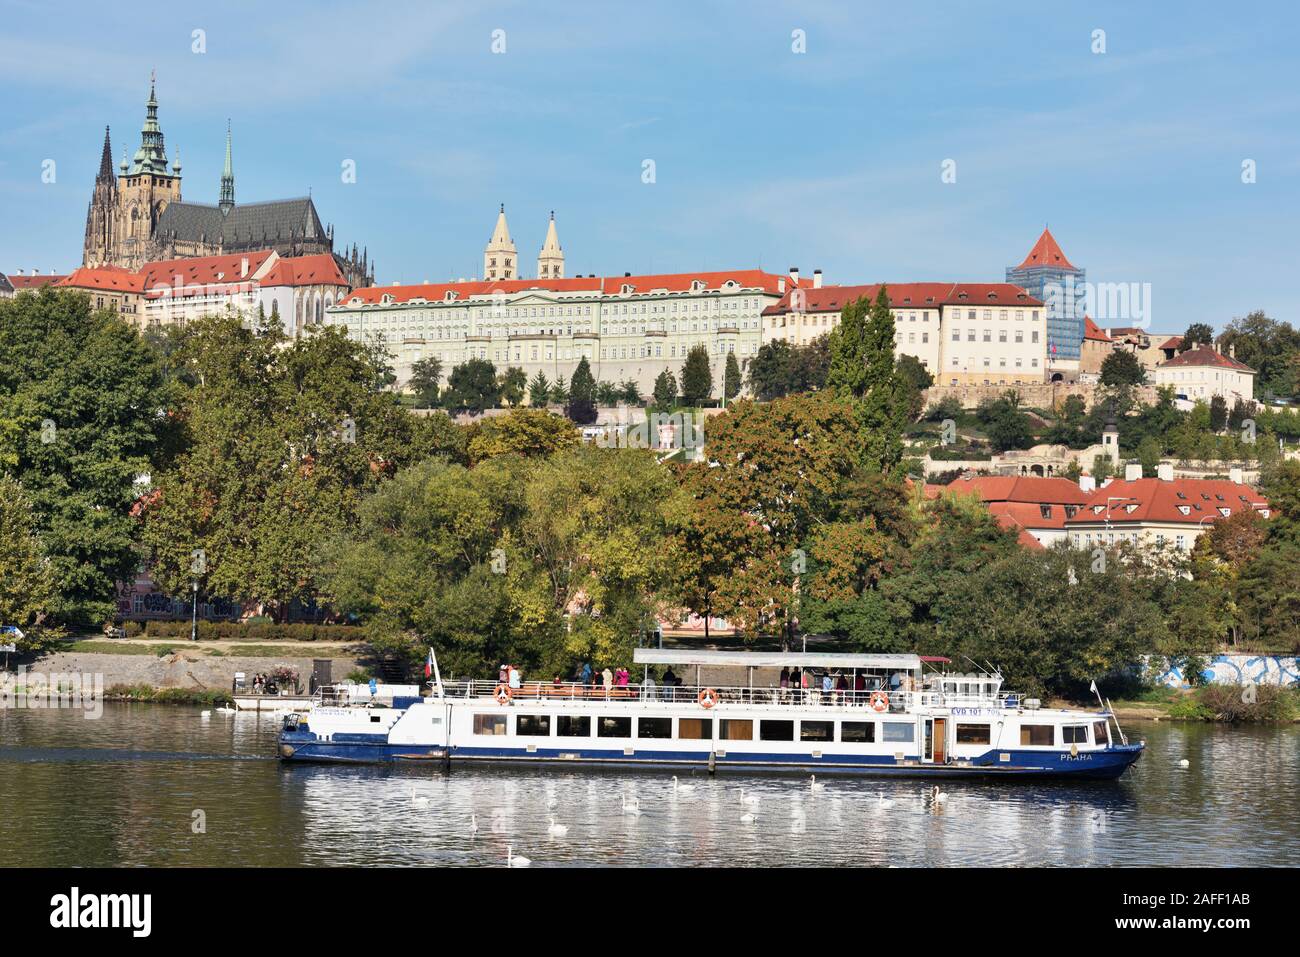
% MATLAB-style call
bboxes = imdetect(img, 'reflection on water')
[0,703,1295,867]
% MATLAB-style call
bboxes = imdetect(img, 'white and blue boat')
[278,650,1143,780]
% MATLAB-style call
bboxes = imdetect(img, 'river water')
[1,703,1295,867]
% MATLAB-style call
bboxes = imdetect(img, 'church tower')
[115,73,182,268]
[483,204,517,280]
[536,211,564,279]
[83,127,117,266]
[219,121,235,212]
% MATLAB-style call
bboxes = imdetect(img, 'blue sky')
[1,0,1296,332]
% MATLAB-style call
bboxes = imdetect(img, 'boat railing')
[438,679,1021,712]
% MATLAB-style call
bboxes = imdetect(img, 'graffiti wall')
[1145,654,1300,688]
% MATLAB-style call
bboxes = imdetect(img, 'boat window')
[882,722,914,743]
[515,714,550,736]
[840,721,875,743]
[556,715,591,737]
[679,718,713,740]
[760,720,795,741]
[719,719,753,741]
[1020,724,1053,746]
[637,717,672,739]
[955,723,991,744]
[473,714,507,736]
[598,716,632,738]
[1093,721,1110,746]
[1062,725,1089,744]
[800,720,833,742]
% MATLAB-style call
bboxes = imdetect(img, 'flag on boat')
[424,648,434,678]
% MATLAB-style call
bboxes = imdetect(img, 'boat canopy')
[633,649,922,672]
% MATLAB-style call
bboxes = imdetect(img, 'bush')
[131,621,362,642]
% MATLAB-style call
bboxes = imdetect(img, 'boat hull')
[278,731,1142,780]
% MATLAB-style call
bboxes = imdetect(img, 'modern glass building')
[1006,228,1085,366]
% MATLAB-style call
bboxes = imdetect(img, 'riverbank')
[1061,684,1300,723]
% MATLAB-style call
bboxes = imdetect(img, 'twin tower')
[483,205,564,281]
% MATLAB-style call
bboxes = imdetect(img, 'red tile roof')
[55,265,146,294]
[339,269,808,306]
[1158,346,1254,372]
[141,250,276,299]
[1014,227,1076,271]
[1066,477,1269,527]
[762,282,1042,316]
[1083,316,1111,342]
[945,474,1091,506]
[257,253,348,289]
[8,274,67,289]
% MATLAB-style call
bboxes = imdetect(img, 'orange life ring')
[494,684,512,705]
[869,690,890,713]
[698,688,718,709]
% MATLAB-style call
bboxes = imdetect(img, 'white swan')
[410,787,430,808]
[621,795,642,816]
[877,791,895,810]
[547,817,569,837]
[507,845,531,867]
[740,811,757,824]
[672,776,695,795]
[809,775,826,793]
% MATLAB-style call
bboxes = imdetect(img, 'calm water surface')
[1,703,1295,867]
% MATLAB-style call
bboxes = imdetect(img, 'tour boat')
[277,650,1144,780]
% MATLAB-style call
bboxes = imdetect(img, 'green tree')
[565,357,598,425]
[1099,349,1147,387]
[0,289,172,625]
[652,369,678,410]
[724,352,742,403]
[528,371,551,408]
[827,287,907,473]
[498,366,527,408]
[680,345,713,407]
[408,356,443,408]
[1181,323,1214,352]
[443,359,500,413]
[0,476,60,649]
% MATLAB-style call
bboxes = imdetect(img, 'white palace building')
[324,207,820,395]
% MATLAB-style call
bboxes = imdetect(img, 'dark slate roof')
[154,197,325,251]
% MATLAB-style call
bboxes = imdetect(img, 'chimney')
[1079,474,1096,493]
[813,269,823,289]
[1229,466,1243,485]
[1125,463,1143,482]
[789,266,800,285]
[1157,462,1174,482]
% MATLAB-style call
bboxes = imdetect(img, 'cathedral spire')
[483,204,517,280]
[219,120,235,213]
[97,126,114,182]
[129,72,172,176]
[536,210,564,279]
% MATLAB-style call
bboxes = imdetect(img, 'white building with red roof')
[1066,464,1269,553]
[327,266,816,394]
[1152,346,1256,404]
[760,281,1048,386]
[945,474,1092,548]
[140,249,349,335]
